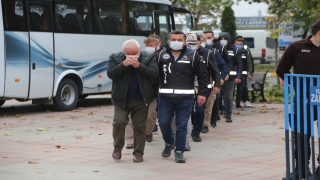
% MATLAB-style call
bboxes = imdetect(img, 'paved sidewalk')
[0,98,287,180]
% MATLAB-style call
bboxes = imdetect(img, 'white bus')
[0,0,191,110]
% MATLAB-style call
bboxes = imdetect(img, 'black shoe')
[211,123,217,128]
[162,144,173,157]
[217,116,220,121]
[226,117,232,123]
[236,105,242,108]
[191,133,202,142]
[174,151,186,163]
[282,168,313,180]
[184,140,191,151]
[201,126,209,133]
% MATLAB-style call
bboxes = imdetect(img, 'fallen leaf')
[37,171,45,174]
[78,107,85,110]
[45,115,54,118]
[3,156,8,158]
[0,133,14,136]
[76,136,82,139]
[279,127,284,129]
[56,145,66,149]
[52,137,58,140]
[93,170,100,172]
[282,138,285,141]
[92,116,97,118]
[36,128,49,131]
[54,118,61,121]
[123,153,130,155]
[103,120,109,123]
[259,110,266,113]
[99,106,104,108]
[69,171,75,173]
[15,114,21,117]
[28,161,38,164]
[98,133,103,135]
[88,112,94,115]
[226,138,237,141]
[234,112,240,115]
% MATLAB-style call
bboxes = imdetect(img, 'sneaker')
[201,126,209,133]
[184,140,191,151]
[162,144,173,157]
[191,133,202,142]
[174,151,186,163]
[236,105,242,108]
[245,101,251,107]
[152,124,158,134]
[211,123,217,128]
[226,117,232,123]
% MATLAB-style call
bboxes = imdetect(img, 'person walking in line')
[107,39,159,163]
[233,37,254,108]
[187,32,220,142]
[125,36,161,149]
[157,30,208,163]
[217,32,243,123]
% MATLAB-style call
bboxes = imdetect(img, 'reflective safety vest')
[157,47,203,99]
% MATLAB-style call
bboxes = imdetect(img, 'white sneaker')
[245,101,251,107]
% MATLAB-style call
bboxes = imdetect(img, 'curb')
[266,72,277,77]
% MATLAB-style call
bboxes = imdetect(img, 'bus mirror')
[266,37,275,49]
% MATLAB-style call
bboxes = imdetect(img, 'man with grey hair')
[107,39,159,163]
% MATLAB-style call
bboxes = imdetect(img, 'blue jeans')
[192,91,210,134]
[158,98,194,152]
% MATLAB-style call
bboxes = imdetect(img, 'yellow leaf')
[52,137,58,140]
[226,138,237,141]
[56,145,66,149]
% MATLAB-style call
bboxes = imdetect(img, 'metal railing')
[284,74,320,180]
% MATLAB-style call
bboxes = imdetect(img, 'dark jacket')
[107,51,159,108]
[204,45,228,79]
[213,41,232,74]
[218,32,243,79]
[239,48,254,76]
[197,46,220,88]
[157,46,208,99]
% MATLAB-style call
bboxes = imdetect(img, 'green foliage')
[172,0,233,30]
[254,64,276,73]
[221,5,237,40]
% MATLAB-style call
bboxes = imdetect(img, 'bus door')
[26,0,54,99]
[153,10,171,47]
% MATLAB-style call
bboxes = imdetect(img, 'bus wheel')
[0,100,5,107]
[79,94,89,99]
[51,79,78,111]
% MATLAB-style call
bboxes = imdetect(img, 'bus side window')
[2,0,27,31]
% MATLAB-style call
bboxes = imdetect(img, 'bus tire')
[51,79,78,111]
[79,94,89,99]
[0,100,5,107]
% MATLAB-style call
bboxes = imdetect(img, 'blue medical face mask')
[236,45,243,50]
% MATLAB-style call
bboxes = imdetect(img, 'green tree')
[171,0,232,30]
[221,5,237,40]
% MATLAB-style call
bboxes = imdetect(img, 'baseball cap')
[312,18,320,29]
[186,34,198,44]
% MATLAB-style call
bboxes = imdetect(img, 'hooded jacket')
[212,39,232,74]
[218,32,243,79]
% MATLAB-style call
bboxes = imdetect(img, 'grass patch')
[255,64,276,73]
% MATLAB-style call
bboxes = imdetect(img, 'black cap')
[312,18,320,29]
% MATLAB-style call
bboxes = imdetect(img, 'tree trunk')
[274,38,280,85]
[302,28,309,39]
[194,17,199,30]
